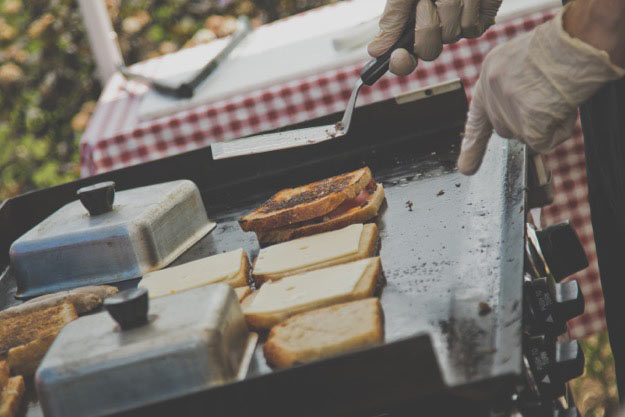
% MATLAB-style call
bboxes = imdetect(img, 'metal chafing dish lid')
[10,180,216,298]
[35,284,257,417]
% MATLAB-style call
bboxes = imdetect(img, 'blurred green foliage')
[571,331,620,417]
[0,0,336,201]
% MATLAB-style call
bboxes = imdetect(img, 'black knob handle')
[525,278,566,336]
[104,287,149,330]
[526,336,566,399]
[553,280,585,325]
[360,16,416,86]
[77,181,116,215]
[524,335,584,400]
[526,335,553,377]
[553,341,585,383]
[525,277,585,336]
[536,222,588,282]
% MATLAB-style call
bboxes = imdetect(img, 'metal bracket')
[394,79,463,105]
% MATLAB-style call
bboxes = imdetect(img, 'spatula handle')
[359,17,416,86]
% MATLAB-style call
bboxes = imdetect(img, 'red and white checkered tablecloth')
[79,8,557,176]
[80,7,604,338]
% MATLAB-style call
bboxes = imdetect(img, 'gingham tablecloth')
[80,7,603,338]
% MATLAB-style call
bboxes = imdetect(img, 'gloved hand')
[457,5,625,175]
[368,0,503,75]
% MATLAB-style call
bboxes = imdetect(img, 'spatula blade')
[211,124,345,160]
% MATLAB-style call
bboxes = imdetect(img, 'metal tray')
[0,80,526,417]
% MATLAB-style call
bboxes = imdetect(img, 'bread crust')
[0,361,8,389]
[7,332,57,376]
[244,257,382,329]
[224,250,251,287]
[0,286,117,320]
[257,184,385,245]
[0,302,77,354]
[0,375,25,417]
[253,223,379,286]
[239,289,257,311]
[263,298,383,368]
[239,168,372,232]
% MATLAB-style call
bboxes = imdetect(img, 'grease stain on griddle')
[478,301,492,316]
[440,318,491,380]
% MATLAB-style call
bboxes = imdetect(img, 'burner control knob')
[535,222,588,282]
[553,341,585,384]
[525,335,585,400]
[525,277,585,336]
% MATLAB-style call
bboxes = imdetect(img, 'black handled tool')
[120,16,252,99]
[211,16,416,159]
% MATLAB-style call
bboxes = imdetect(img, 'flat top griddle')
[0,82,526,417]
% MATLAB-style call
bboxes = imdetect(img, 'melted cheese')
[245,258,372,314]
[139,248,244,298]
[253,224,363,275]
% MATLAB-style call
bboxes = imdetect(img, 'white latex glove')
[368,0,503,75]
[457,5,625,175]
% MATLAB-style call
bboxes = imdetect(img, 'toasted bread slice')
[257,184,385,245]
[20,285,118,316]
[8,332,58,376]
[264,298,383,368]
[239,167,372,232]
[0,362,8,389]
[0,376,25,417]
[243,257,382,329]
[253,223,378,286]
[139,248,250,298]
[0,302,77,354]
[0,286,117,322]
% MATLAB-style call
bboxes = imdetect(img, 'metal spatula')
[211,18,416,160]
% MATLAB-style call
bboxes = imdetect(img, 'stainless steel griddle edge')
[0,83,526,417]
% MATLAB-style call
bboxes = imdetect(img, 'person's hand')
[368,0,503,75]
[457,5,625,175]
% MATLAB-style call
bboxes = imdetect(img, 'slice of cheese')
[245,258,372,314]
[253,224,363,276]
[139,248,245,298]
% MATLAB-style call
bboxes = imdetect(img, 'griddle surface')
[170,137,525,388]
[0,87,525,416]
